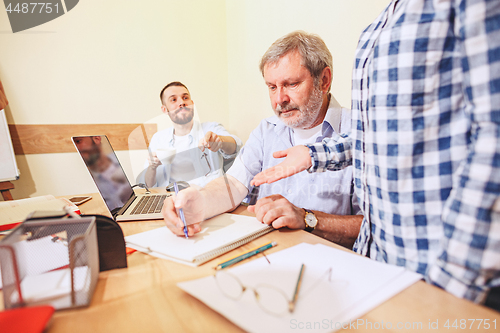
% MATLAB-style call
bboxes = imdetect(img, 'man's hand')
[199,131,223,152]
[247,194,306,230]
[147,152,162,169]
[250,145,312,186]
[162,187,204,237]
[145,152,162,187]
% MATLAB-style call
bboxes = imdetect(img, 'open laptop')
[72,135,171,221]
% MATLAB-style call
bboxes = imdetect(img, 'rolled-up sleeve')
[306,132,353,173]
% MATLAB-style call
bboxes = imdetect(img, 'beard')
[83,141,101,167]
[274,85,323,129]
[168,106,194,125]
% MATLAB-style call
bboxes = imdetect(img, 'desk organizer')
[0,216,99,310]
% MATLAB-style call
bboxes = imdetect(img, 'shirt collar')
[323,94,342,135]
[167,120,201,146]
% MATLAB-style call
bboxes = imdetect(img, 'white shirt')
[170,134,197,182]
[139,120,242,188]
[293,123,322,146]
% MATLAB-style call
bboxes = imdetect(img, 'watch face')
[305,213,317,228]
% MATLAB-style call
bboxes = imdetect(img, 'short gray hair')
[260,31,333,91]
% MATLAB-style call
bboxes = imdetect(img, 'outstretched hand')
[199,131,223,152]
[250,145,312,186]
[147,152,162,169]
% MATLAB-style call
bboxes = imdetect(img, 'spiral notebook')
[124,213,274,266]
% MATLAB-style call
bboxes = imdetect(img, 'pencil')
[289,263,305,313]
[214,241,277,270]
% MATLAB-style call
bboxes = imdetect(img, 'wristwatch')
[303,208,317,232]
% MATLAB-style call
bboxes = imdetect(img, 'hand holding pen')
[146,148,162,169]
[162,185,204,237]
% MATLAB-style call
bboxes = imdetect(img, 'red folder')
[0,305,55,333]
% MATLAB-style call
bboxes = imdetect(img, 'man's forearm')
[145,167,157,188]
[200,174,248,220]
[311,212,363,249]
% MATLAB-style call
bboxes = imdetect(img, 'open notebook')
[124,213,274,266]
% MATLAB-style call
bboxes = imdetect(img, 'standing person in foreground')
[162,31,363,248]
[251,0,500,310]
[141,81,242,189]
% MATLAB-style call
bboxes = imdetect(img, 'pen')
[147,147,154,162]
[289,263,305,313]
[214,241,277,270]
[173,181,189,239]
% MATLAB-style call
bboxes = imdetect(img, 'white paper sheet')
[21,269,72,302]
[11,266,89,304]
[178,243,422,333]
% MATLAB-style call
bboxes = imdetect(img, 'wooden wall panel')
[9,123,157,155]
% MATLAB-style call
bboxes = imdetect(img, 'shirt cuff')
[219,134,242,159]
[306,143,331,173]
[219,148,237,159]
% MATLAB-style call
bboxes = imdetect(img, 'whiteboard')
[0,109,20,182]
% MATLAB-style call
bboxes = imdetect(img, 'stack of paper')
[178,243,422,333]
[0,195,70,232]
[3,235,90,309]
[1,234,70,292]
[11,267,90,305]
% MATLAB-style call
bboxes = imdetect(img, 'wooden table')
[2,191,500,332]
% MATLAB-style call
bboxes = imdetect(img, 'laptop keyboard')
[131,195,168,215]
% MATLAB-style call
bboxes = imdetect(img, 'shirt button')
[287,189,292,194]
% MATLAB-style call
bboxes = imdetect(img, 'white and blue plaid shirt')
[307,0,500,303]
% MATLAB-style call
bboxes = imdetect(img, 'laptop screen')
[72,135,134,213]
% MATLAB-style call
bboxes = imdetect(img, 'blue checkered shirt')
[307,0,500,303]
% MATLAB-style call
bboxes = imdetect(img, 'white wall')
[225,0,390,140]
[0,0,230,198]
[0,0,390,199]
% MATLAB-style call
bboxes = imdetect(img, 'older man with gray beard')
[161,31,363,247]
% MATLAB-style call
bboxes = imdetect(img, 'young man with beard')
[161,31,363,248]
[143,81,242,188]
